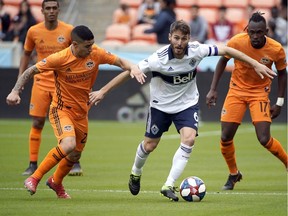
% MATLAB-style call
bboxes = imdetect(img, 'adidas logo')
[168,66,174,71]
[65,68,72,73]
[40,40,44,43]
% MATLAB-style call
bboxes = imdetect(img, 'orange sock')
[29,127,42,162]
[264,137,288,168]
[32,146,67,180]
[53,157,75,184]
[220,140,238,174]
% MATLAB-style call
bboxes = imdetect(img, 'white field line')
[0,187,286,196]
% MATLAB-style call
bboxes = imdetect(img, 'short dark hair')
[42,0,59,9]
[71,25,94,42]
[170,20,190,35]
[244,11,267,31]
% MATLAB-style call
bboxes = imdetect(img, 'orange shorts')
[221,88,271,124]
[49,106,88,152]
[29,83,53,117]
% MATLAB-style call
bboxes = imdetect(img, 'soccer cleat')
[160,185,179,202]
[128,173,141,195]
[22,163,38,176]
[24,176,40,195]
[222,171,243,190]
[46,176,71,199]
[68,162,83,176]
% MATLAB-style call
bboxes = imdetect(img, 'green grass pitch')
[0,119,287,216]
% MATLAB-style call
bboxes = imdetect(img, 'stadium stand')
[176,0,196,8]
[104,23,131,43]
[175,7,191,22]
[119,0,142,8]
[131,23,157,44]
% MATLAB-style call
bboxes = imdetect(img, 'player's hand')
[130,65,146,84]
[6,90,21,105]
[206,90,217,108]
[89,90,105,106]
[270,104,281,119]
[255,64,277,79]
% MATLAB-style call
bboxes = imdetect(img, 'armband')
[276,97,284,107]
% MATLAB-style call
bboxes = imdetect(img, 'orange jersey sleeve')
[226,33,287,94]
[36,44,118,118]
[25,21,74,91]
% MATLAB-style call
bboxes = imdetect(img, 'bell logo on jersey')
[173,72,193,85]
[85,60,95,70]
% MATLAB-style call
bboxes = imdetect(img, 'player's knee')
[144,141,158,153]
[68,152,81,162]
[258,135,270,146]
[32,117,45,129]
[60,137,77,153]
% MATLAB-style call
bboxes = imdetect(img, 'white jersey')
[138,41,219,113]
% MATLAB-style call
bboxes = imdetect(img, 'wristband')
[276,97,284,107]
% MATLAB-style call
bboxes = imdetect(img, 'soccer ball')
[179,176,206,202]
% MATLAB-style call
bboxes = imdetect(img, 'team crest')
[151,124,159,135]
[57,35,66,43]
[63,125,73,132]
[85,60,95,70]
[260,57,270,65]
[221,108,227,116]
[189,58,197,67]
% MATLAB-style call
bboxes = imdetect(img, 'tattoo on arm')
[13,65,39,92]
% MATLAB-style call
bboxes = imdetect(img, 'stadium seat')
[100,39,125,49]
[256,8,271,20]
[3,0,22,6]
[176,0,197,8]
[249,0,277,8]
[105,23,131,43]
[31,5,43,22]
[226,8,245,24]
[223,0,248,8]
[27,0,42,6]
[175,8,191,23]
[119,0,142,8]
[2,5,18,19]
[196,0,222,8]
[125,40,153,46]
[131,23,157,44]
[112,7,138,27]
[198,8,217,24]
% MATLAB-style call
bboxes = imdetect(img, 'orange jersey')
[226,33,287,95]
[24,21,73,91]
[36,44,117,118]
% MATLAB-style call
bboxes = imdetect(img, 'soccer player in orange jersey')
[19,0,83,176]
[7,25,145,198]
[206,12,287,190]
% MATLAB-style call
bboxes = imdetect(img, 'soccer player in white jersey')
[89,20,275,201]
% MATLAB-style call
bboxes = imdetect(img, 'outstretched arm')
[217,45,276,79]
[114,57,146,84]
[6,65,39,105]
[89,70,131,105]
[206,56,229,108]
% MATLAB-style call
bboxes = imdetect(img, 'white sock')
[131,141,149,176]
[164,143,193,187]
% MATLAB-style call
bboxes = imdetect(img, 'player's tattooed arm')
[13,65,40,92]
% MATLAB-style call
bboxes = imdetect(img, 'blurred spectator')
[113,3,134,27]
[208,6,234,44]
[267,19,282,43]
[189,4,208,43]
[0,0,11,40]
[234,4,255,34]
[3,0,36,46]
[268,5,287,45]
[144,0,176,44]
[137,0,160,25]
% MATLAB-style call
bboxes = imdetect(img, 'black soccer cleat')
[22,163,37,176]
[128,174,141,195]
[222,171,243,190]
[160,185,179,202]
